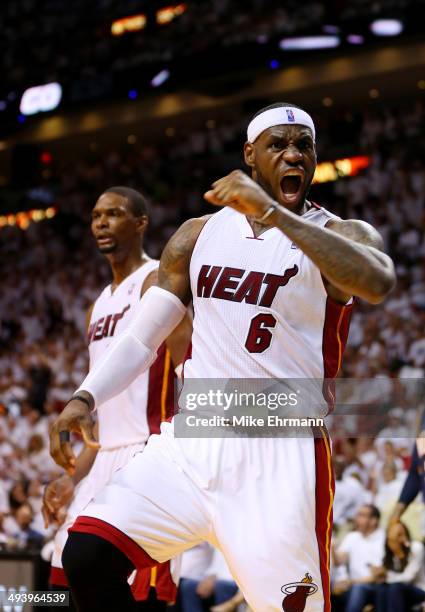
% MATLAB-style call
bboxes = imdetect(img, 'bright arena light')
[156,4,187,26]
[150,69,170,88]
[111,14,147,36]
[0,207,57,230]
[20,82,62,116]
[370,19,403,36]
[313,156,370,184]
[279,35,340,51]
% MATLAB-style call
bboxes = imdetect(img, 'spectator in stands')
[27,434,56,481]
[333,505,385,612]
[373,461,404,513]
[376,521,425,611]
[333,456,371,529]
[8,503,44,551]
[376,408,411,456]
[179,544,239,611]
[8,481,28,511]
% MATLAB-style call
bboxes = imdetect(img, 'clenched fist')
[204,170,275,219]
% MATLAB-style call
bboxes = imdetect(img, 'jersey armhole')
[188,215,214,273]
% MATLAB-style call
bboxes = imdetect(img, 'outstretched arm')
[49,217,208,472]
[204,171,395,304]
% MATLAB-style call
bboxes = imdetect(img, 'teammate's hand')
[49,399,99,474]
[42,475,75,528]
[204,170,275,219]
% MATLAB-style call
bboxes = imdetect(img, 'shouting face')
[244,124,317,213]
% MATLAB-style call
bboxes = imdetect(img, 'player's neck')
[109,246,148,289]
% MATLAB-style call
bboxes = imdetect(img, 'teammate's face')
[244,124,317,212]
[91,193,144,254]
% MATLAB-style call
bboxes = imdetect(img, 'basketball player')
[50,104,396,612]
[43,186,191,608]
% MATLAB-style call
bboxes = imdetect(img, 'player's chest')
[88,288,139,345]
[191,228,316,312]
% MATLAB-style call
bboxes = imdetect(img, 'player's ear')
[136,215,148,234]
[244,142,255,169]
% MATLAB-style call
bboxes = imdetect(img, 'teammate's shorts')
[50,441,179,602]
[70,421,334,612]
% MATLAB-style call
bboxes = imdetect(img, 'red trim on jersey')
[314,430,334,612]
[310,201,322,210]
[131,562,177,602]
[322,296,353,412]
[50,566,68,587]
[69,516,156,570]
[147,343,176,434]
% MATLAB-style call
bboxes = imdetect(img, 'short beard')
[98,244,117,254]
[254,168,276,200]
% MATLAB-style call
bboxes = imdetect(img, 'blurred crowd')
[2,0,423,94]
[1,97,424,609]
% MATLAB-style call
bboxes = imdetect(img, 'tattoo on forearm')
[272,210,395,300]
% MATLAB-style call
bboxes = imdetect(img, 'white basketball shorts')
[70,421,334,612]
[51,441,145,582]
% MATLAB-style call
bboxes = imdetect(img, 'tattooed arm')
[204,170,395,305]
[270,215,395,304]
[157,216,211,303]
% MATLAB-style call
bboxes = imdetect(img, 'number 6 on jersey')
[245,313,277,353]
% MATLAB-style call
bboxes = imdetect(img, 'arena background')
[0,1,424,610]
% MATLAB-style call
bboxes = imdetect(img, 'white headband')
[247,107,316,143]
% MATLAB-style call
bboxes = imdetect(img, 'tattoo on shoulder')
[327,219,384,251]
[160,215,212,272]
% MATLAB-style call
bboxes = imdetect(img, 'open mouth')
[96,235,115,246]
[280,175,302,201]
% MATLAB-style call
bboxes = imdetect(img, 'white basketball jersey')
[185,205,353,384]
[88,260,175,448]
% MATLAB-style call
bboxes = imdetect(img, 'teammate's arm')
[49,217,208,472]
[141,269,193,368]
[204,170,395,304]
[44,304,100,517]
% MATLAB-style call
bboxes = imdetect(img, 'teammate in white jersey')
[50,103,396,612]
[43,186,191,609]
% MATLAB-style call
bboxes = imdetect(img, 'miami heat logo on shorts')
[281,573,318,611]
